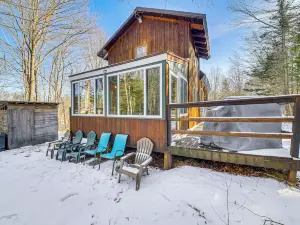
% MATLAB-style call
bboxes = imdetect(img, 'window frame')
[71,76,105,117]
[169,69,188,117]
[106,63,162,119]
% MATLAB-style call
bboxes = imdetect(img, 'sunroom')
[69,52,191,152]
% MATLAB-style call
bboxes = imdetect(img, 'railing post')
[289,97,300,183]
[167,105,171,147]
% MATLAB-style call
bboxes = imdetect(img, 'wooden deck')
[166,95,300,183]
[169,133,300,171]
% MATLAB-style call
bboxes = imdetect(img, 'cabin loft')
[69,7,211,152]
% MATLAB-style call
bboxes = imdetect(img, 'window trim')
[71,76,105,117]
[106,63,163,119]
[169,70,188,117]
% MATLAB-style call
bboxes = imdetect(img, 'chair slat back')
[73,130,83,144]
[98,132,111,150]
[111,134,128,157]
[86,131,96,146]
[135,138,153,165]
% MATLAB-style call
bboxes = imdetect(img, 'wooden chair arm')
[141,157,153,167]
[120,152,136,161]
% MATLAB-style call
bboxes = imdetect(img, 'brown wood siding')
[108,18,190,65]
[70,116,167,152]
[187,30,200,128]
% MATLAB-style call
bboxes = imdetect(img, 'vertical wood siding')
[108,18,190,64]
[70,116,167,152]
[0,110,7,133]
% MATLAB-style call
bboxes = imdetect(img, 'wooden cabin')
[0,101,58,149]
[69,7,210,152]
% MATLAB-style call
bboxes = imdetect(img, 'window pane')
[180,78,188,114]
[108,76,118,115]
[171,75,177,103]
[96,78,104,114]
[120,70,144,115]
[73,83,79,114]
[146,67,160,115]
[79,80,95,114]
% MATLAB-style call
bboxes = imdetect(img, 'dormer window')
[136,45,147,58]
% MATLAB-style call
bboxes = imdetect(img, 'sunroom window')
[146,67,160,115]
[73,83,79,114]
[108,76,118,115]
[107,65,161,117]
[72,77,104,115]
[120,70,144,115]
[79,80,95,114]
[96,78,104,114]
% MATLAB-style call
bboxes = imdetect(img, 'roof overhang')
[98,7,210,60]
[199,70,211,92]
[70,52,168,82]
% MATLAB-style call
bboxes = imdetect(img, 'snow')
[1,144,300,225]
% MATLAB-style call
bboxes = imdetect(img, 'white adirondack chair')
[118,137,154,191]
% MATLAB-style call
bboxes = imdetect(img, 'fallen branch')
[234,202,284,225]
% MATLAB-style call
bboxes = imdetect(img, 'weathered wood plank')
[169,146,300,171]
[172,130,293,139]
[169,95,300,108]
[171,116,294,123]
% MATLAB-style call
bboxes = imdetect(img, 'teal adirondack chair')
[56,130,83,162]
[99,134,128,175]
[66,131,97,163]
[83,132,111,168]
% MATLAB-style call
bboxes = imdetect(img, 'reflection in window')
[79,80,95,114]
[119,70,144,115]
[180,78,188,113]
[146,67,160,115]
[96,78,104,114]
[108,76,118,115]
[73,83,79,114]
[171,75,177,103]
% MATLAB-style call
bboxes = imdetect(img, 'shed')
[0,101,59,149]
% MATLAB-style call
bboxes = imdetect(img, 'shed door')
[7,109,34,149]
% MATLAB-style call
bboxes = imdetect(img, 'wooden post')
[167,106,172,147]
[164,152,172,170]
[289,97,300,184]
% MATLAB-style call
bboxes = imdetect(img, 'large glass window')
[108,76,118,115]
[146,67,160,115]
[171,75,177,104]
[73,83,79,114]
[120,70,144,115]
[79,80,95,114]
[180,78,188,114]
[107,65,161,117]
[96,78,104,114]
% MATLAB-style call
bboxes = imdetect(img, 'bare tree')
[228,53,247,95]
[209,66,223,100]
[0,0,95,101]
[81,27,107,71]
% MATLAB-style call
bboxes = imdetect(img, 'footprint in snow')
[0,214,18,221]
[60,193,78,202]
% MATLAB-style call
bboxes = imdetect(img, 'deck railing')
[167,95,300,182]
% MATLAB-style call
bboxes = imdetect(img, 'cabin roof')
[0,101,59,106]
[98,7,210,59]
[199,70,211,92]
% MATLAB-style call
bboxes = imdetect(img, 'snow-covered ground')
[1,144,300,225]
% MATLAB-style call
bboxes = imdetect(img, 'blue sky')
[89,0,247,76]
